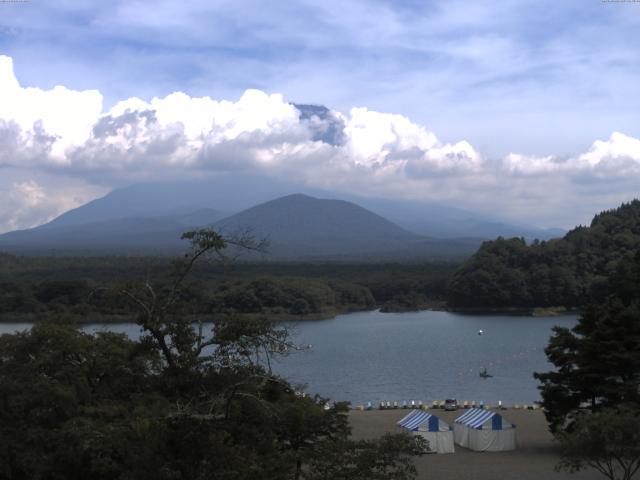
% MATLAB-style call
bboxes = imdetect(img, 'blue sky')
[0,0,639,232]
[3,0,639,155]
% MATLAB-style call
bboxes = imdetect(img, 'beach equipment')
[397,410,455,454]
[454,408,517,452]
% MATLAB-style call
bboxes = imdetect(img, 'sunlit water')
[0,310,576,406]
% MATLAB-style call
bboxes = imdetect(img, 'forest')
[448,200,640,309]
[0,254,457,323]
[3,200,640,320]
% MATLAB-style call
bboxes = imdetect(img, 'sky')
[0,0,639,233]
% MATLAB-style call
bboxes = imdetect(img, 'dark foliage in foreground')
[0,230,425,480]
[534,251,640,432]
[449,200,640,309]
[556,407,640,480]
[534,244,640,479]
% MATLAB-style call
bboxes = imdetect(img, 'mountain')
[213,193,479,259]
[335,195,564,240]
[448,200,640,309]
[0,209,226,255]
[32,175,563,241]
[0,192,481,259]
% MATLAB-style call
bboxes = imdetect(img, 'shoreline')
[0,304,580,324]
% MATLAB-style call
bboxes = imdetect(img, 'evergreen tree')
[534,253,640,432]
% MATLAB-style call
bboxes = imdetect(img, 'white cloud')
[0,54,639,232]
[0,54,478,183]
[0,56,103,162]
[502,132,640,178]
[0,177,104,233]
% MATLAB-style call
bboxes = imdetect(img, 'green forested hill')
[448,200,640,309]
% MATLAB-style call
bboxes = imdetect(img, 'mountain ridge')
[0,192,482,260]
[24,176,564,240]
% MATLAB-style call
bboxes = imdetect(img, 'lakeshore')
[349,409,601,480]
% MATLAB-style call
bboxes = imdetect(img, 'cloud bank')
[1,55,639,233]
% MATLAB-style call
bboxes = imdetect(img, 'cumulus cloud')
[0,56,102,162]
[0,54,481,183]
[1,54,639,232]
[502,132,640,179]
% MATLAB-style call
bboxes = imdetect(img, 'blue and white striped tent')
[397,410,455,454]
[454,408,516,451]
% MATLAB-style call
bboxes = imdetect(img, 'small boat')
[479,367,493,378]
[478,329,484,336]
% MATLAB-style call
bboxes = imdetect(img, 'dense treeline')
[448,200,640,309]
[0,255,456,321]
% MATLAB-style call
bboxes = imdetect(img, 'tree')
[556,408,640,480]
[449,201,640,310]
[0,323,164,480]
[0,228,425,479]
[534,257,640,432]
[535,252,640,479]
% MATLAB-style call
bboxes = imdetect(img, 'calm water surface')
[0,310,576,406]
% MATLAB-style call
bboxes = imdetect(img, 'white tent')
[454,408,516,452]
[397,410,455,454]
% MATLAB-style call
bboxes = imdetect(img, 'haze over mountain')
[212,193,480,260]
[0,191,485,260]
[32,175,563,239]
[0,174,567,259]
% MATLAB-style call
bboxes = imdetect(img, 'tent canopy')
[455,408,512,430]
[397,410,455,454]
[454,409,517,451]
[398,410,451,432]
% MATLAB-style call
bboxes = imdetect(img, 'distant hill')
[0,192,482,259]
[448,200,640,309]
[213,193,480,260]
[22,175,562,241]
[0,208,226,255]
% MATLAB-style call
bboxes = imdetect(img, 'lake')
[0,309,576,406]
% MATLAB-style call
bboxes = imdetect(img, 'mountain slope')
[0,209,226,254]
[448,200,640,308]
[0,192,481,259]
[29,175,563,241]
[213,193,425,258]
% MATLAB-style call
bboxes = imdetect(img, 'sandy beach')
[349,409,602,480]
